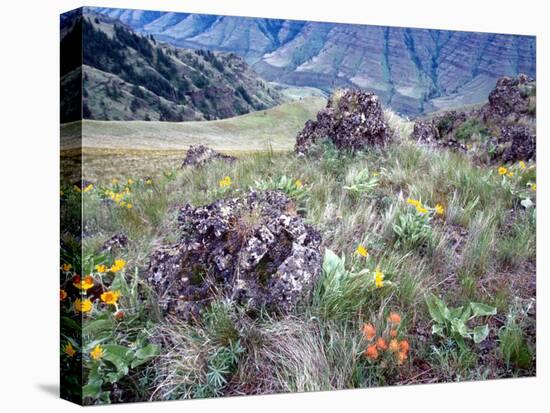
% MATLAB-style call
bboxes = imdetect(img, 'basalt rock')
[101,233,129,253]
[410,116,466,152]
[484,74,536,120]
[182,144,236,168]
[500,125,536,162]
[146,190,322,320]
[410,120,440,144]
[295,89,392,154]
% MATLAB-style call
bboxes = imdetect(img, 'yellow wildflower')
[73,275,94,291]
[355,245,368,257]
[145,178,153,185]
[295,179,303,189]
[127,178,134,185]
[111,178,119,185]
[434,203,445,216]
[519,161,527,170]
[82,184,94,193]
[74,185,81,193]
[119,201,126,207]
[374,268,384,288]
[61,263,72,272]
[100,290,120,305]
[507,171,514,178]
[109,259,126,273]
[498,166,508,175]
[90,345,104,361]
[126,203,133,209]
[219,176,232,188]
[530,183,536,192]
[417,206,428,215]
[74,298,93,313]
[64,342,76,357]
[95,264,106,273]
[60,289,68,301]
[407,198,421,208]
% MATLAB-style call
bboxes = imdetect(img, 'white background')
[0,0,547,411]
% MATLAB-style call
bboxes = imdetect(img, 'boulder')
[295,89,392,154]
[485,74,535,120]
[146,190,322,320]
[500,125,536,162]
[182,144,236,168]
[410,120,440,144]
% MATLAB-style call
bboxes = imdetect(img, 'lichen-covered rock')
[146,190,322,320]
[485,74,536,120]
[410,120,440,144]
[295,89,392,154]
[182,144,236,168]
[410,117,466,152]
[101,233,129,253]
[500,125,536,162]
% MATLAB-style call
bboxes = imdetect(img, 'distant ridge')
[91,7,536,116]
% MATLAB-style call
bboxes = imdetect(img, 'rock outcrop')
[147,190,322,320]
[410,75,535,162]
[181,145,236,168]
[484,74,536,120]
[295,89,393,154]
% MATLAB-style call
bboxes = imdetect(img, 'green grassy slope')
[61,97,326,152]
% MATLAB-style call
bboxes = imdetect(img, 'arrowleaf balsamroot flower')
[109,259,126,273]
[295,179,303,189]
[100,290,120,305]
[60,289,68,301]
[61,263,72,272]
[356,245,368,257]
[219,176,232,188]
[95,264,107,273]
[90,345,104,361]
[407,198,421,208]
[498,166,508,175]
[435,203,445,216]
[64,342,76,357]
[519,161,527,170]
[362,323,376,341]
[74,298,93,313]
[73,275,94,291]
[374,268,384,288]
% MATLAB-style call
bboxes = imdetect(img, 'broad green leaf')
[426,294,449,324]
[83,381,103,399]
[431,324,444,337]
[102,344,133,378]
[459,306,472,323]
[470,302,497,317]
[322,249,343,276]
[473,324,490,343]
[61,316,81,332]
[131,344,161,368]
[450,306,464,320]
[83,318,114,337]
[111,271,130,296]
[451,318,470,338]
